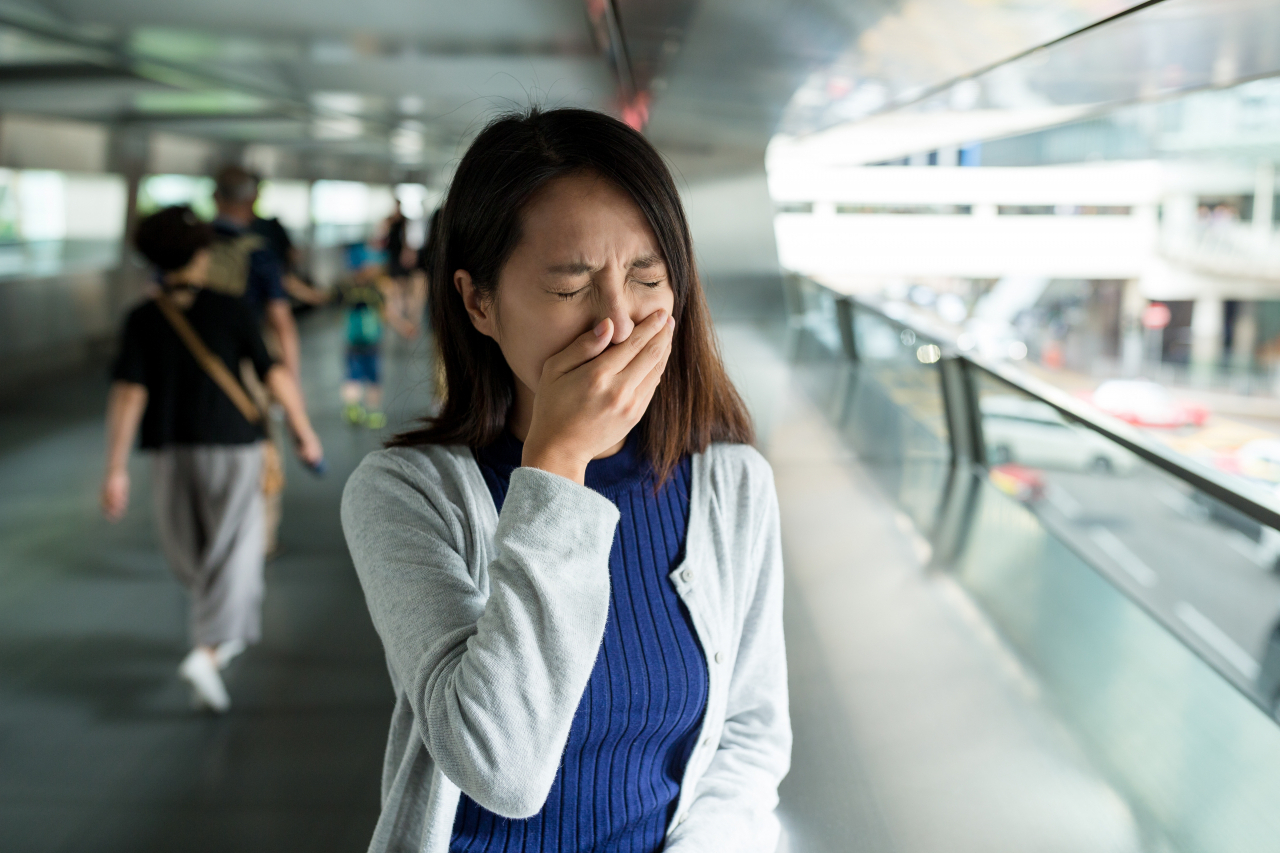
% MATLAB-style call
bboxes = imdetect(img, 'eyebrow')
[630,254,664,270]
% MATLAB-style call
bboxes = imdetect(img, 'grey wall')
[0,268,134,395]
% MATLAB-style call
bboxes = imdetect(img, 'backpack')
[204,232,265,298]
[346,303,382,347]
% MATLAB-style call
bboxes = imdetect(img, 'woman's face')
[457,171,675,400]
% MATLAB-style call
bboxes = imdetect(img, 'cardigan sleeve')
[341,449,619,818]
[665,450,792,852]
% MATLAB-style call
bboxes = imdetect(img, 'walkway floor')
[0,311,433,853]
[719,322,1143,853]
[0,306,1139,852]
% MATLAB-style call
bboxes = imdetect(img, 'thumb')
[548,318,613,376]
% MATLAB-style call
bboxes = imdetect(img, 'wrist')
[521,444,588,485]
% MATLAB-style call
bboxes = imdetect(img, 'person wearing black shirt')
[101,205,323,713]
[378,201,422,342]
[383,201,409,279]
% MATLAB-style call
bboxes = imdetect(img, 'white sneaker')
[214,639,246,670]
[179,648,230,713]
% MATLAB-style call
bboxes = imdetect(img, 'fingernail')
[666,316,675,330]
[594,319,609,337]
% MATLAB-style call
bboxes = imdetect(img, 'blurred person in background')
[338,242,418,429]
[378,200,425,342]
[247,175,330,308]
[206,165,314,557]
[100,206,323,712]
[415,207,441,310]
[207,165,301,379]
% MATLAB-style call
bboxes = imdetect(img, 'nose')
[602,285,638,345]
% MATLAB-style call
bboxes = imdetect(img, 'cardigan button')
[714,652,723,664]
[680,569,692,583]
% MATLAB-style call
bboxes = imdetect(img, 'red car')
[1086,379,1209,429]
[988,463,1045,504]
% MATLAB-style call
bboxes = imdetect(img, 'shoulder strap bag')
[154,292,263,425]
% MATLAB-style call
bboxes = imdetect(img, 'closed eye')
[631,277,665,288]
[551,287,587,300]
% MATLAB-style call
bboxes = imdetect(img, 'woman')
[341,108,789,853]
[102,205,323,712]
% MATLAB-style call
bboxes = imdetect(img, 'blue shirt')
[453,432,708,853]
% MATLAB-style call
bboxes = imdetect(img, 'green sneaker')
[344,403,367,425]
[366,411,387,430]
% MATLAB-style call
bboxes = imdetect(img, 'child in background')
[339,242,417,429]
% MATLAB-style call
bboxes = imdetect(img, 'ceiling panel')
[0,0,613,174]
[46,0,591,42]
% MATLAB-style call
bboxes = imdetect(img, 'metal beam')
[0,62,135,84]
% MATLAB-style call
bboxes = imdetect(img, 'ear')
[454,270,498,340]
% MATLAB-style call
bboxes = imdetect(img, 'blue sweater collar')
[477,430,649,494]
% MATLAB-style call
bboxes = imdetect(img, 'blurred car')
[1086,379,1209,429]
[982,395,1137,474]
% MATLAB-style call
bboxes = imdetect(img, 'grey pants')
[151,444,265,648]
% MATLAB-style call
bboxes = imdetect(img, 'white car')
[982,395,1137,474]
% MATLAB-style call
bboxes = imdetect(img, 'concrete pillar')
[1253,161,1275,244]
[1190,295,1224,383]
[1162,192,1199,242]
[1231,300,1258,372]
[105,125,149,320]
[1121,279,1145,377]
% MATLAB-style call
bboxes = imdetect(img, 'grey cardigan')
[341,442,790,853]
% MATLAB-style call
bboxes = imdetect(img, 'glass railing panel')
[841,305,951,532]
[973,367,1280,714]
[786,277,848,411]
[955,463,1280,852]
[796,280,1280,850]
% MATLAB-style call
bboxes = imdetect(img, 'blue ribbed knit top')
[451,432,709,853]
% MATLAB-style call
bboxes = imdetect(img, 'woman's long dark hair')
[390,107,753,482]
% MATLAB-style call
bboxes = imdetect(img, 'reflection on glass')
[982,393,1137,474]
[783,0,1280,138]
[976,368,1280,714]
[956,453,1280,850]
[842,308,950,532]
[779,0,1148,135]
